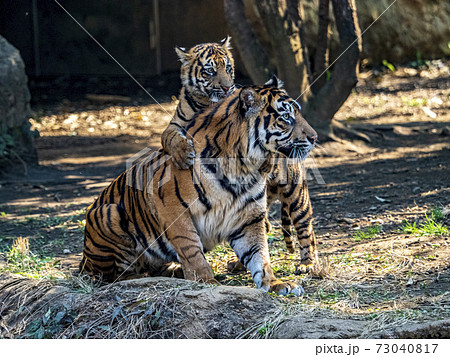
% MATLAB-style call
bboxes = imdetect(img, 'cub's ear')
[264,75,284,89]
[239,87,259,117]
[220,35,232,50]
[175,46,192,65]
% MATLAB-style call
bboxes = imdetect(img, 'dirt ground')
[0,61,449,337]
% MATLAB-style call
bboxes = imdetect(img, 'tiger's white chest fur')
[189,166,267,252]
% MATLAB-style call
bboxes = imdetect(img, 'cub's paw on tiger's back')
[170,135,195,169]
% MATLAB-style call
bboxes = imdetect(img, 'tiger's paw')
[227,258,247,272]
[170,136,195,169]
[294,264,314,275]
[268,279,304,297]
[159,262,184,278]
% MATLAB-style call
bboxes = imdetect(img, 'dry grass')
[0,237,66,280]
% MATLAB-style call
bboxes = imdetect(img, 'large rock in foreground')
[0,35,36,173]
[1,274,450,339]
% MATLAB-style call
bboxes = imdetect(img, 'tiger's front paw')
[170,136,195,169]
[267,279,304,296]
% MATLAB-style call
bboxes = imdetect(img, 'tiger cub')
[162,38,318,273]
[161,36,234,169]
[80,78,314,296]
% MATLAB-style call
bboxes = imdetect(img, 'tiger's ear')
[239,87,259,118]
[175,46,192,65]
[265,75,284,89]
[220,35,232,50]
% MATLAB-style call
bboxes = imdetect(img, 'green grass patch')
[429,207,445,221]
[354,225,381,241]
[0,237,63,279]
[382,59,396,72]
[402,96,427,107]
[401,213,448,237]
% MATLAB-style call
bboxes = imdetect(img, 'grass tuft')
[0,237,64,279]
[401,213,448,237]
[354,225,381,241]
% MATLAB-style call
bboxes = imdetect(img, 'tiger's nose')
[307,135,318,144]
[221,86,230,93]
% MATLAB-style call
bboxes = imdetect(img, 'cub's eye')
[226,65,232,73]
[205,67,216,75]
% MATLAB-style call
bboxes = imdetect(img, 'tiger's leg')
[229,214,304,296]
[226,213,271,273]
[157,209,216,284]
[294,213,317,275]
[285,180,318,274]
[81,204,141,282]
[267,174,296,253]
[281,202,296,254]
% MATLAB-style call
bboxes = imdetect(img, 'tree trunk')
[303,0,361,133]
[312,0,330,93]
[253,0,312,101]
[224,0,361,139]
[224,0,272,84]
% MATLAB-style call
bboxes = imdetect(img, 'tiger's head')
[240,76,317,161]
[175,36,235,103]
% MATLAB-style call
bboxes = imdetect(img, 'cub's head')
[175,36,235,103]
[240,76,317,161]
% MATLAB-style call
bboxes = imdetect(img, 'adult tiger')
[80,78,314,296]
[162,38,318,273]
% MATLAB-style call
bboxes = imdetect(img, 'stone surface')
[0,35,36,168]
[272,315,366,339]
[1,274,449,339]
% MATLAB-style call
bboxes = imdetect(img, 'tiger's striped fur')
[267,161,318,273]
[80,79,313,296]
[161,36,235,169]
[161,39,318,273]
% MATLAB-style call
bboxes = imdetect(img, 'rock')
[2,274,449,339]
[393,126,415,136]
[422,107,437,119]
[273,316,366,339]
[384,320,450,339]
[0,274,282,339]
[338,217,354,224]
[0,35,37,171]
[430,97,443,106]
[406,277,414,286]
